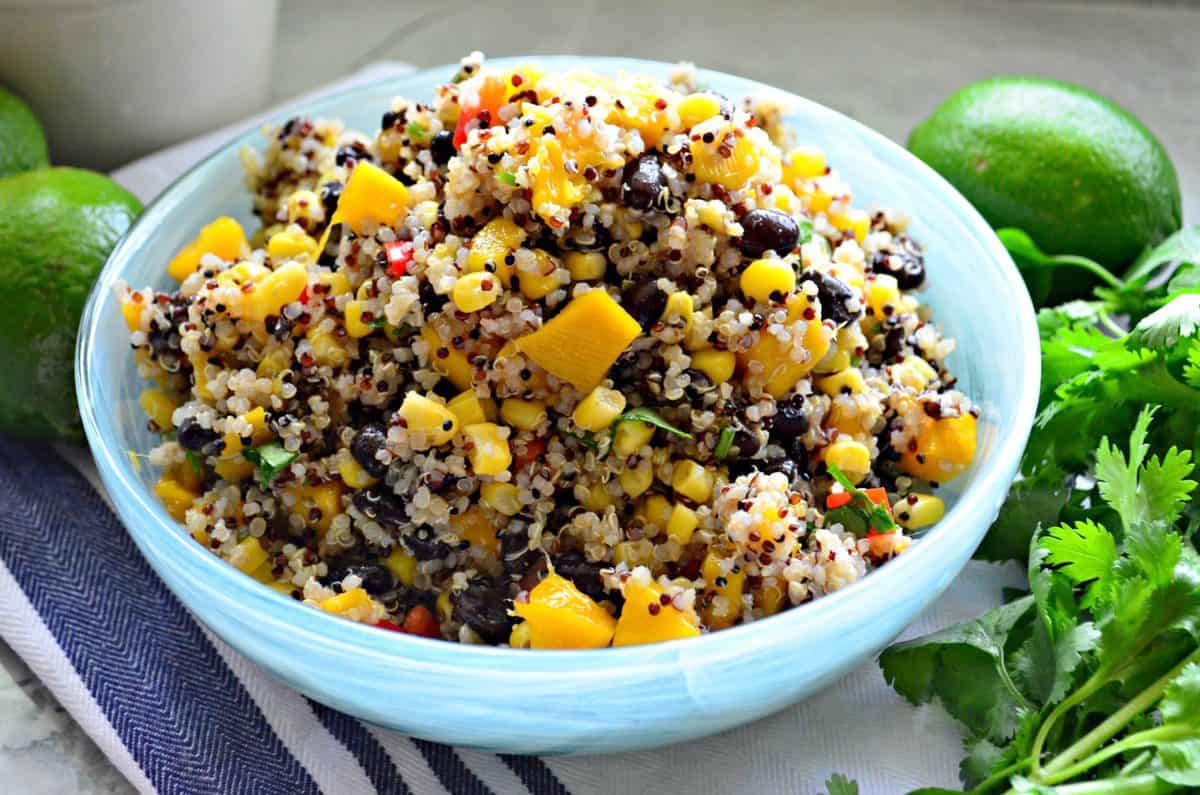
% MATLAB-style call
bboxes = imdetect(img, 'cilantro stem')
[1033,774,1183,794]
[1020,254,1124,290]
[1038,647,1200,779]
[1039,724,1188,786]
[1118,750,1153,777]
[971,759,1032,794]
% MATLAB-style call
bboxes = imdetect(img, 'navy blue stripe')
[0,438,321,795]
[411,738,495,795]
[309,699,412,795]
[498,755,571,795]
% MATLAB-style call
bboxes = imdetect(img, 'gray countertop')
[3,1,1199,791]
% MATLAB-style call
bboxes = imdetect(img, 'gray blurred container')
[0,0,279,171]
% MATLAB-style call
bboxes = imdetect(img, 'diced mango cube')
[612,579,700,647]
[167,217,246,281]
[467,217,526,286]
[450,507,499,556]
[531,136,585,225]
[514,290,641,391]
[384,546,417,587]
[692,132,760,190]
[512,573,617,649]
[139,388,177,431]
[700,551,746,630]
[447,390,488,427]
[737,292,832,398]
[333,161,409,234]
[154,476,197,521]
[420,326,475,390]
[462,422,512,476]
[899,413,976,483]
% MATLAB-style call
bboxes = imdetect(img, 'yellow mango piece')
[612,579,700,647]
[287,481,344,534]
[450,507,499,556]
[461,422,512,476]
[139,388,177,430]
[899,412,977,483]
[154,476,197,522]
[692,132,760,190]
[167,217,246,281]
[677,93,724,129]
[232,536,270,578]
[516,250,561,300]
[447,390,488,427]
[337,455,378,489]
[244,261,309,323]
[512,573,617,650]
[420,326,475,390]
[514,290,641,391]
[333,161,409,234]
[320,587,372,615]
[531,136,585,225]
[121,297,145,331]
[737,293,832,398]
[782,146,827,184]
[700,551,746,630]
[467,217,526,286]
[397,392,459,447]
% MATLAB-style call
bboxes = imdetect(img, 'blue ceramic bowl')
[76,57,1039,754]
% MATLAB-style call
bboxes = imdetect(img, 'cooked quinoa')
[119,53,978,648]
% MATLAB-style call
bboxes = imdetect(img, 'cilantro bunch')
[877,226,1200,794]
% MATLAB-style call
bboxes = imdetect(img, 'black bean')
[177,417,219,452]
[552,551,608,602]
[402,525,452,561]
[431,378,459,401]
[381,110,399,130]
[452,579,514,644]
[352,485,408,529]
[324,562,394,595]
[737,209,799,257]
[318,181,342,217]
[335,142,373,167]
[622,154,667,211]
[732,428,762,459]
[501,531,540,578]
[621,279,667,333]
[881,235,926,289]
[770,397,810,441]
[350,424,390,478]
[801,270,859,327]
[430,130,456,165]
[418,279,448,315]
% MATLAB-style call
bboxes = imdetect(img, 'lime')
[0,167,141,442]
[908,77,1181,299]
[0,87,50,178]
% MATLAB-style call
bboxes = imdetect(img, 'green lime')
[0,167,141,442]
[908,77,1181,300]
[0,87,50,178]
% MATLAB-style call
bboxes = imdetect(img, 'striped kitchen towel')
[0,62,1025,795]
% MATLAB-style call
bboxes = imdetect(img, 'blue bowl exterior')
[76,57,1040,754]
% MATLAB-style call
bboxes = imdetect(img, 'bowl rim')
[76,55,1040,672]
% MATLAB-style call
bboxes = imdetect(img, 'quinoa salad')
[118,54,978,649]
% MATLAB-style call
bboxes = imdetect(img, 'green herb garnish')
[825,463,896,536]
[497,171,518,186]
[818,773,858,795]
[797,218,814,246]
[242,442,299,489]
[613,407,694,440]
[405,121,427,141]
[184,449,203,475]
[714,426,736,459]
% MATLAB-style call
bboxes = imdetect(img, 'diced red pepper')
[452,74,507,149]
[827,486,890,511]
[513,437,546,473]
[402,604,441,638]
[384,241,413,278]
[298,285,309,304]
[375,619,406,633]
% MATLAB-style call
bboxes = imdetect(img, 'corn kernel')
[268,227,319,261]
[619,460,654,497]
[232,537,270,576]
[398,392,459,447]
[447,390,488,427]
[344,301,374,338]
[672,460,714,503]
[612,420,655,457]
[453,271,502,313]
[436,590,453,624]
[338,455,378,489]
[677,92,723,129]
[783,146,827,183]
[420,326,475,390]
[740,258,796,304]
[581,482,613,511]
[825,438,872,484]
[154,477,197,521]
[320,270,351,296]
[307,326,349,368]
[287,482,344,534]
[817,368,866,397]
[322,587,372,616]
[462,422,512,476]
[701,551,746,630]
[384,546,417,586]
[481,482,522,516]
[572,387,626,432]
[509,621,532,648]
[500,398,547,432]
[662,291,694,333]
[245,260,309,323]
[667,503,699,545]
[894,493,945,530]
[517,250,561,300]
[755,578,787,616]
[828,207,870,243]
[139,388,177,431]
[564,251,607,282]
[690,349,735,385]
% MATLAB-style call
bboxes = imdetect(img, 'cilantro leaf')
[977,468,1070,563]
[1095,406,1156,532]
[184,449,204,475]
[1140,447,1197,526]
[405,121,426,141]
[880,595,1036,742]
[1160,662,1200,730]
[818,773,858,795]
[797,218,814,246]
[242,442,299,489]
[1122,225,1200,284]
[1042,519,1117,602]
[613,407,694,440]
[826,464,897,534]
[1183,340,1200,389]
[1128,294,1200,351]
[497,170,518,186]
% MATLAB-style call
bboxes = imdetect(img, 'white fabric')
[51,60,1024,794]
